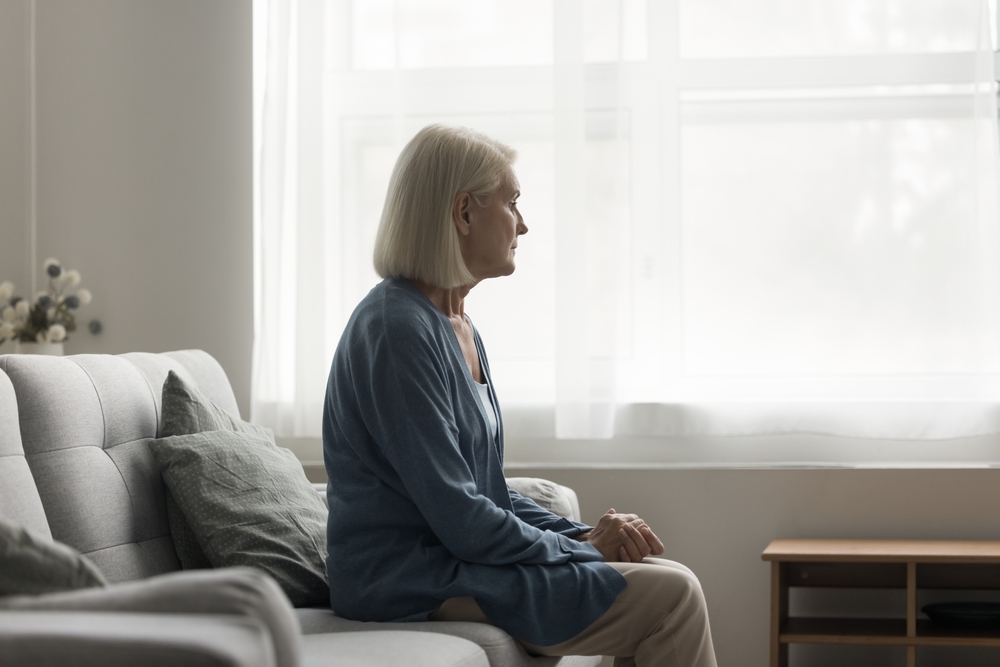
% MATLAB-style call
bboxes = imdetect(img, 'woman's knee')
[642,557,696,578]
[616,561,705,611]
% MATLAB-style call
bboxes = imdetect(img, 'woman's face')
[456,171,529,282]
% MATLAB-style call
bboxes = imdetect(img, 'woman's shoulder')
[338,279,457,380]
[350,278,447,341]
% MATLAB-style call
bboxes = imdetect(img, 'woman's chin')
[473,263,517,282]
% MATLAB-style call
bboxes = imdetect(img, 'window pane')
[350,0,647,70]
[583,0,648,63]
[679,0,992,59]
[352,0,553,70]
[681,118,1000,377]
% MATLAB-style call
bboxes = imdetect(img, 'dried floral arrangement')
[0,258,92,346]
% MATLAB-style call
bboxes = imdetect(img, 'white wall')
[0,1,27,293]
[0,0,253,416]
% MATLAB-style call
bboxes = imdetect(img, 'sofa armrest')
[558,484,582,523]
[0,611,276,667]
[0,567,299,667]
[505,477,582,523]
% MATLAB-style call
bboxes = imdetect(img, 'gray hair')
[373,124,517,288]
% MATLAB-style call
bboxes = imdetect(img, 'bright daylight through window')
[253,0,1000,442]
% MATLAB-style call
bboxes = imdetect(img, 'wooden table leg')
[906,562,916,667]
[771,561,788,667]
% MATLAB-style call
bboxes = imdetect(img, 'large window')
[254,0,1000,441]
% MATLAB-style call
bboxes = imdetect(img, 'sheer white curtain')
[253,0,1000,440]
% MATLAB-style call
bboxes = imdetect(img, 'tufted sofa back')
[0,367,50,538]
[0,350,239,583]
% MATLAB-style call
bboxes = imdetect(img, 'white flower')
[0,281,13,300]
[35,330,47,343]
[0,323,13,339]
[62,270,81,288]
[43,258,60,270]
[76,288,92,305]
[47,324,66,342]
[2,307,14,323]
[15,301,29,316]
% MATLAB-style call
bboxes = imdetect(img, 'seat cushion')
[301,630,489,667]
[0,516,106,596]
[295,609,602,667]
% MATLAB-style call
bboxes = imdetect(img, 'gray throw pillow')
[161,370,272,439]
[160,370,278,570]
[149,428,330,607]
[164,492,213,570]
[0,516,107,596]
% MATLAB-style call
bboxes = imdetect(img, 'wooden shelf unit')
[762,539,1000,667]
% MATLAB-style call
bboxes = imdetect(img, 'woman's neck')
[409,279,474,318]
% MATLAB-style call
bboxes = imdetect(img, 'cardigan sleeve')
[508,488,592,537]
[361,312,603,567]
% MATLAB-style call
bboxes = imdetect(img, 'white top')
[475,379,498,440]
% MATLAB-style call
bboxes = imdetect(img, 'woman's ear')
[452,192,472,236]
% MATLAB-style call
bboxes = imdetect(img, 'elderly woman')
[323,125,717,667]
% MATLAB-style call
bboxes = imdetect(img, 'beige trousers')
[430,558,718,667]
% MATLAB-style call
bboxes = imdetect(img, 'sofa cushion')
[295,609,602,667]
[301,630,489,667]
[0,516,106,596]
[149,427,329,607]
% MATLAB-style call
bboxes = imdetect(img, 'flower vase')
[13,341,64,356]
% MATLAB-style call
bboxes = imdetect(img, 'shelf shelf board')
[781,618,906,645]
[764,539,1000,564]
[781,618,1000,647]
[782,561,1000,589]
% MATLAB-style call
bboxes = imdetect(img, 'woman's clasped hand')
[576,509,666,563]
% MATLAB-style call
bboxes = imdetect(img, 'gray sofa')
[0,350,601,667]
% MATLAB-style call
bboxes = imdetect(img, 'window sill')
[277,431,1000,472]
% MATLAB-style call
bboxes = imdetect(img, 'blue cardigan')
[322,278,626,646]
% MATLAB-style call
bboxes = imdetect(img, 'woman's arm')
[507,487,592,537]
